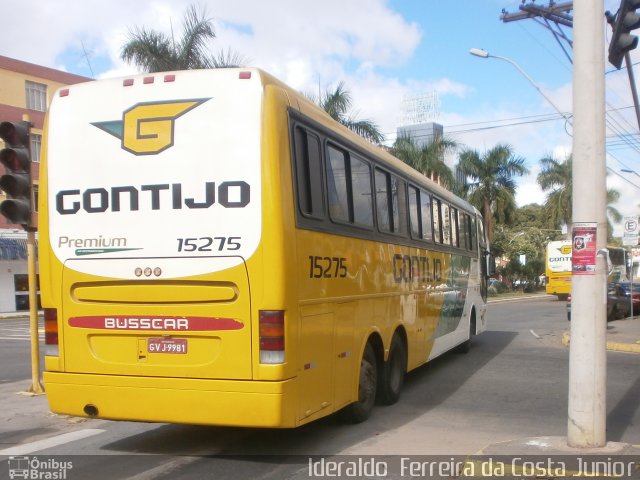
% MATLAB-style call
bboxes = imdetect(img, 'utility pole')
[568,0,607,448]
[501,1,574,63]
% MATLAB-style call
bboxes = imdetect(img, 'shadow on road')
[102,330,517,457]
[607,372,640,441]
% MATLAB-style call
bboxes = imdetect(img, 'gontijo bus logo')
[92,98,209,155]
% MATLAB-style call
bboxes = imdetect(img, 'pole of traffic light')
[568,0,607,448]
[26,224,43,394]
[22,115,43,395]
[624,52,640,129]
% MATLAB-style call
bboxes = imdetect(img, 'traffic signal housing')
[607,0,640,69]
[0,121,33,228]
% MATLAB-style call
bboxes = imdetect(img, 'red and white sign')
[572,223,597,275]
[68,316,243,331]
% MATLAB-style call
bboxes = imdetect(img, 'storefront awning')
[0,238,37,261]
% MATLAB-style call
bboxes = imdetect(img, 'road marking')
[0,428,105,455]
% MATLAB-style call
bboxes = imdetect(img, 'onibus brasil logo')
[92,98,209,155]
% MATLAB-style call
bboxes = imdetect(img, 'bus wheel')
[343,342,377,423]
[378,333,406,405]
[457,313,476,354]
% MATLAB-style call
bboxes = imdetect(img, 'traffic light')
[607,0,640,69]
[0,121,33,228]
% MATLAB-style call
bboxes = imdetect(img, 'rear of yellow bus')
[40,69,302,427]
[545,240,572,299]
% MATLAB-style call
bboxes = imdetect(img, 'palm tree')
[537,155,572,231]
[537,154,622,240]
[457,144,529,242]
[317,82,384,145]
[121,4,244,73]
[391,135,457,189]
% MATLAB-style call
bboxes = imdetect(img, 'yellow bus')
[546,241,628,300]
[546,240,572,299]
[40,68,491,428]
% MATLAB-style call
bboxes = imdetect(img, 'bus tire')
[378,333,406,405]
[457,312,476,354]
[343,342,377,423]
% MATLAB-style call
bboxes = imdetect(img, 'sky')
[1,0,638,235]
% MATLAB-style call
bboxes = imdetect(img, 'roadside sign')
[572,222,597,275]
[623,215,639,246]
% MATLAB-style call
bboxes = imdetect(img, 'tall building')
[396,122,443,149]
[0,55,90,311]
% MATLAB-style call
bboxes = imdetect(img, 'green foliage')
[391,135,458,189]
[314,82,385,145]
[121,4,245,73]
[537,154,622,240]
[457,144,529,242]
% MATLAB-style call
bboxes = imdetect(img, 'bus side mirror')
[485,252,496,278]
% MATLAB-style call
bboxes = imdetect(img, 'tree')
[391,135,457,189]
[457,144,529,242]
[537,154,622,240]
[537,155,572,232]
[317,82,384,145]
[121,4,244,73]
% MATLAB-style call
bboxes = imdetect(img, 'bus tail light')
[44,308,59,356]
[259,310,285,364]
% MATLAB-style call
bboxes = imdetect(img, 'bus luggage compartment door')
[60,257,252,380]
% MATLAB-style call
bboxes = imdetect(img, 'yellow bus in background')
[546,240,572,299]
[546,241,628,300]
[39,68,491,428]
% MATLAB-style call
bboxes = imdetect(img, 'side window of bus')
[462,212,473,250]
[420,190,433,241]
[441,203,451,245]
[392,176,407,235]
[293,126,324,218]
[470,216,478,252]
[451,207,459,248]
[458,211,467,250]
[326,144,374,228]
[409,186,433,242]
[432,198,441,243]
[375,169,392,232]
[327,145,350,223]
[375,169,405,235]
[351,155,374,227]
[477,216,486,248]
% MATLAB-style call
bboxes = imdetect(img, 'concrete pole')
[568,0,607,448]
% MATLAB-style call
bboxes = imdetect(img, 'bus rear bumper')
[43,371,297,428]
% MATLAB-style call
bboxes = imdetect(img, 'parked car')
[617,282,640,315]
[566,283,631,321]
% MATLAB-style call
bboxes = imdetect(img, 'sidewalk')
[562,313,640,354]
[0,310,42,319]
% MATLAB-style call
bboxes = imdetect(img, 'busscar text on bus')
[39,68,494,428]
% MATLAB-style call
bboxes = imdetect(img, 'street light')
[469,48,572,125]
[621,168,640,178]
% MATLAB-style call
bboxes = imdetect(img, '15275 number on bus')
[308,256,348,279]
[177,237,241,252]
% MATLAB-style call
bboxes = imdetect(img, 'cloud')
[2,0,636,237]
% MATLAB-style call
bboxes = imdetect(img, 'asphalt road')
[0,317,44,384]
[1,297,638,479]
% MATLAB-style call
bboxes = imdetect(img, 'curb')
[488,294,551,304]
[562,331,640,354]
